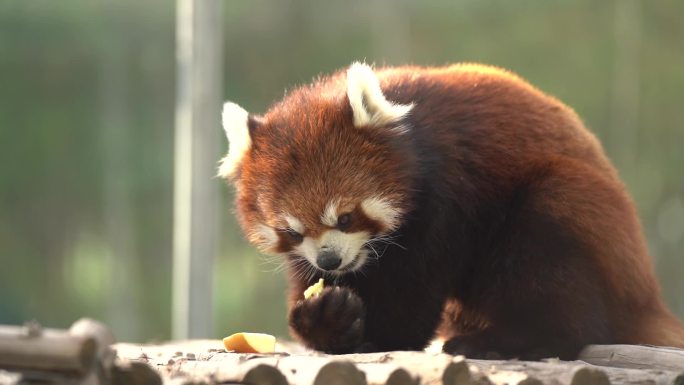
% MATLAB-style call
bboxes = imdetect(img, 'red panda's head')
[219,63,415,274]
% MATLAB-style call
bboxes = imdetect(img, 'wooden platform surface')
[113,340,684,385]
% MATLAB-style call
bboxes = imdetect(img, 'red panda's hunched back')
[218,63,684,359]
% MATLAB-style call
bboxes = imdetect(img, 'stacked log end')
[565,366,611,385]
[442,359,476,385]
[313,361,367,385]
[243,364,289,385]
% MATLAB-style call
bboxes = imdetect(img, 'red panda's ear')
[346,62,413,131]
[218,102,258,179]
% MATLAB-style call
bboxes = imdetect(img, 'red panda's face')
[219,63,415,274]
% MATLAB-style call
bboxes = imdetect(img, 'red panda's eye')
[337,213,352,230]
[285,229,303,243]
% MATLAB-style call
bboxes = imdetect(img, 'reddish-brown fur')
[224,63,684,359]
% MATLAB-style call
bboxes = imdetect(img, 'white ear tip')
[347,62,377,87]
[223,101,247,115]
[347,62,373,76]
[218,101,251,179]
[222,102,248,131]
[346,62,413,129]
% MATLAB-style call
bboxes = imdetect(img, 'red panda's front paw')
[289,287,365,354]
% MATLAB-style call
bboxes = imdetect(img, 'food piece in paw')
[304,278,325,300]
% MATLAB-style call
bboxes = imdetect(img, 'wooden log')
[485,369,542,385]
[152,354,323,385]
[470,359,684,385]
[69,318,115,355]
[70,317,118,382]
[112,341,684,385]
[442,360,478,385]
[579,344,684,372]
[0,324,96,374]
[313,361,367,385]
[587,364,683,385]
[469,360,611,385]
[355,363,418,385]
[139,349,421,385]
[561,366,610,385]
[517,377,544,385]
[345,351,473,385]
[386,368,419,385]
[243,364,289,385]
[111,361,163,385]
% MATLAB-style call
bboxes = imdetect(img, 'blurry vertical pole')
[611,0,642,170]
[173,0,223,339]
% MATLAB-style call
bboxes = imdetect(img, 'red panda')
[218,62,684,359]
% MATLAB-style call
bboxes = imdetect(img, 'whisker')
[258,255,290,274]
[365,242,380,259]
[305,263,317,283]
[288,256,311,281]
[370,233,407,250]
[376,243,390,259]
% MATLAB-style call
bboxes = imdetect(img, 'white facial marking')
[293,230,370,273]
[321,200,340,227]
[320,229,370,269]
[346,62,414,130]
[361,196,402,231]
[284,214,305,234]
[252,223,278,251]
[294,237,319,263]
[218,102,251,178]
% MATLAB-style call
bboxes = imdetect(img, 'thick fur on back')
[221,63,684,359]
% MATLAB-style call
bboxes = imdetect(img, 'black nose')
[316,250,342,271]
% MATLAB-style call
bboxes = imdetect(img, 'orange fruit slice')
[223,332,276,353]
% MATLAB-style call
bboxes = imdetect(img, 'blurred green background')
[1,0,683,342]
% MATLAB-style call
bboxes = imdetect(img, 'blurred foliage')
[0,0,682,342]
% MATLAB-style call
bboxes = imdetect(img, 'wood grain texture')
[108,341,684,385]
[0,325,96,374]
[579,344,684,372]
